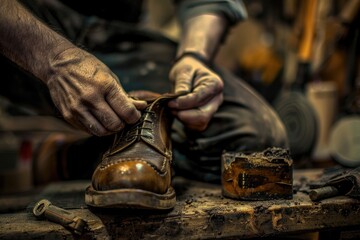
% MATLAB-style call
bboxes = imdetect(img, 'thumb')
[170,65,195,94]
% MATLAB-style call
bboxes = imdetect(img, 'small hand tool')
[309,186,339,201]
[33,199,88,235]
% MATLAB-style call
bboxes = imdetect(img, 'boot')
[85,94,178,209]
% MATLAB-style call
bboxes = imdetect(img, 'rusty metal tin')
[221,147,293,200]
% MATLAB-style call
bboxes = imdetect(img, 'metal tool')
[309,186,339,201]
[33,199,88,235]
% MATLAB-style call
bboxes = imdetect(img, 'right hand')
[46,48,147,136]
[168,56,224,131]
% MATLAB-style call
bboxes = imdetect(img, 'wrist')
[173,51,211,67]
[40,41,77,84]
[176,14,227,63]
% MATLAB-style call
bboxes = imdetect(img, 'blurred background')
[144,0,360,168]
[0,0,359,200]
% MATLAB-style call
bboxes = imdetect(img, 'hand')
[46,48,147,136]
[168,56,224,131]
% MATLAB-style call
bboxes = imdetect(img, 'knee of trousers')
[172,105,289,160]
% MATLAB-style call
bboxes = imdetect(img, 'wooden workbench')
[0,169,359,239]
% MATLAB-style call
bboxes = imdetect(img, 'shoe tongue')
[128,90,162,102]
[128,91,186,103]
[146,92,185,104]
[106,93,181,157]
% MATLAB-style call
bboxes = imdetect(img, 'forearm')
[175,0,247,63]
[0,0,75,83]
[176,14,227,63]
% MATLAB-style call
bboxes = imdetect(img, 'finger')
[106,85,143,124]
[69,107,108,136]
[90,101,125,132]
[78,111,108,136]
[175,93,223,131]
[63,82,126,132]
[131,99,148,111]
[59,105,88,133]
[50,90,89,133]
[169,76,223,110]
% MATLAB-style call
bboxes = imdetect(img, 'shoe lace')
[124,110,156,142]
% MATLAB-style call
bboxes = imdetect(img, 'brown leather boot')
[85,94,178,209]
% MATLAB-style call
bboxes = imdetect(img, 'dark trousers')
[1,0,288,182]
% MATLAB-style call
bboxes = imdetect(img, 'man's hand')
[168,56,223,131]
[47,48,147,136]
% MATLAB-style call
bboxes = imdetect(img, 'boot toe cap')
[92,159,170,194]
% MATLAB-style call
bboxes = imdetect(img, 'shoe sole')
[84,185,176,210]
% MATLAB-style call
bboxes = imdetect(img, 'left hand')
[168,56,224,131]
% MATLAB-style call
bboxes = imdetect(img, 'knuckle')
[81,92,98,105]
[104,84,119,98]
[216,78,224,90]
[208,77,223,91]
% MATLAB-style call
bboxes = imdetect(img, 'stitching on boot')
[160,157,167,172]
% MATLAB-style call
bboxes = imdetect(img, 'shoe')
[85,94,178,210]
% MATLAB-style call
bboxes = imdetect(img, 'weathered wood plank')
[0,170,359,239]
[0,210,109,240]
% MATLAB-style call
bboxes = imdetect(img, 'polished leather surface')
[91,94,178,194]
